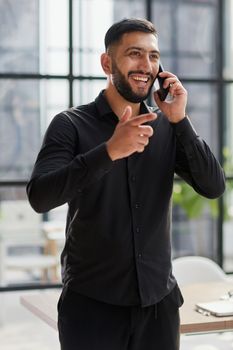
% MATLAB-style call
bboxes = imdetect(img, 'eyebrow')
[125,46,160,56]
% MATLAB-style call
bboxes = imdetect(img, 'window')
[0,0,231,291]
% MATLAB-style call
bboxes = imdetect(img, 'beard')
[111,60,155,103]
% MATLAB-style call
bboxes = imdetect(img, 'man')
[27,18,225,350]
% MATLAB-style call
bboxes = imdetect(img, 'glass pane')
[0,0,39,73]
[73,79,106,106]
[0,187,63,286]
[172,181,218,260]
[0,79,68,181]
[223,181,233,272]
[0,80,40,181]
[224,85,233,176]
[152,0,219,78]
[112,0,146,20]
[40,0,69,75]
[151,2,173,61]
[40,79,69,131]
[224,0,233,79]
[0,0,68,75]
[73,0,146,76]
[183,82,218,155]
[73,0,113,76]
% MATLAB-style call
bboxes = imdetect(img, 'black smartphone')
[156,63,169,101]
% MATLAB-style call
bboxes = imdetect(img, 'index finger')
[130,113,157,126]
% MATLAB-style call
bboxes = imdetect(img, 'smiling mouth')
[130,74,151,85]
[132,76,149,83]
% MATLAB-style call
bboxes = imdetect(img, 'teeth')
[132,76,148,82]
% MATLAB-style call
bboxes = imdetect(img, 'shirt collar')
[95,90,152,121]
[95,90,114,118]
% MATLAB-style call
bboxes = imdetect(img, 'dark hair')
[104,18,157,52]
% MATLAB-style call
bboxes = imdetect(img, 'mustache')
[128,70,155,80]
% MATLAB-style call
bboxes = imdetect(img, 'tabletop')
[180,281,233,333]
[20,281,233,334]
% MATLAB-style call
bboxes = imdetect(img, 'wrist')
[169,114,186,124]
[106,140,118,161]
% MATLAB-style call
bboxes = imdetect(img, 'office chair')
[172,256,232,287]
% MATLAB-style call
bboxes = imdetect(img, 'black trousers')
[58,286,181,350]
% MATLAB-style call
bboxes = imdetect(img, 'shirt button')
[136,227,140,233]
[135,203,140,209]
[138,253,142,259]
[131,175,136,182]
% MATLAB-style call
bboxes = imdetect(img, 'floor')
[180,333,233,350]
[0,290,60,350]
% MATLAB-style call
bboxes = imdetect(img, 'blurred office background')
[0,0,233,349]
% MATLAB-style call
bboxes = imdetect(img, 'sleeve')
[26,113,114,213]
[173,116,225,199]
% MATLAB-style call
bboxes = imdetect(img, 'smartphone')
[156,63,169,101]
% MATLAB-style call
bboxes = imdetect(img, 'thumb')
[119,105,132,123]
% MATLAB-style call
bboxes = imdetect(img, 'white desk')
[180,281,233,334]
[21,282,233,334]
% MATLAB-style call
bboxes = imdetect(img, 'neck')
[104,84,141,120]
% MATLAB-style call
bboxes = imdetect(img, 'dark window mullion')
[216,0,225,267]
[69,0,73,107]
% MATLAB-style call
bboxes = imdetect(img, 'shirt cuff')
[81,142,114,175]
[172,116,198,147]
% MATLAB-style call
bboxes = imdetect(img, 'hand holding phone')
[156,63,169,101]
[154,64,187,123]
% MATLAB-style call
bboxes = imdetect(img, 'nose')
[139,53,152,73]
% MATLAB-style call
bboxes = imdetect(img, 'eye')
[150,53,160,61]
[129,50,141,57]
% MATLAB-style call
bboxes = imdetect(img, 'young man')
[27,18,225,350]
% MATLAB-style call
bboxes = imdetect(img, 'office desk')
[180,281,233,334]
[20,281,233,334]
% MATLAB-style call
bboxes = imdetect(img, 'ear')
[101,53,112,75]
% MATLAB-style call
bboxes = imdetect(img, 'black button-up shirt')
[27,91,225,307]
